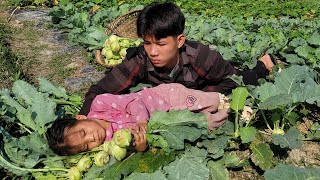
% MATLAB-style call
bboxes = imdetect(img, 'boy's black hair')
[137,2,185,39]
[46,118,78,156]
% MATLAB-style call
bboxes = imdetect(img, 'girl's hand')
[132,131,148,151]
[75,115,87,120]
[131,121,148,151]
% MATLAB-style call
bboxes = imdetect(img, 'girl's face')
[143,34,185,69]
[63,119,108,154]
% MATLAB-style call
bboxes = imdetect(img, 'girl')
[46,83,229,155]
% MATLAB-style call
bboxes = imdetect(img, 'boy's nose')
[150,46,158,56]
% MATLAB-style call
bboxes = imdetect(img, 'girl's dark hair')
[46,118,78,156]
[137,2,185,39]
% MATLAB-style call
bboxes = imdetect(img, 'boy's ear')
[177,34,186,48]
[75,115,87,120]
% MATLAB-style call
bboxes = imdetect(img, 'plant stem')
[1,155,68,173]
[51,99,77,106]
[235,111,239,138]
[260,109,273,131]
[17,123,32,134]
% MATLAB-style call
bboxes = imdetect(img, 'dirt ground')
[0,8,104,95]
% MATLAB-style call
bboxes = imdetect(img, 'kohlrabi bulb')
[109,141,127,161]
[76,155,92,172]
[113,129,132,148]
[108,34,118,44]
[68,166,82,180]
[110,41,121,52]
[119,48,127,58]
[94,151,109,167]
[102,141,111,153]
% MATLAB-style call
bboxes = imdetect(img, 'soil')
[1,8,105,95]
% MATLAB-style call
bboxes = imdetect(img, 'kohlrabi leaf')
[271,127,302,149]
[148,110,207,151]
[253,82,280,102]
[30,91,57,135]
[163,147,209,180]
[38,78,68,99]
[0,137,29,176]
[293,84,320,105]
[239,127,256,143]
[307,33,320,47]
[223,152,247,168]
[264,164,320,180]
[207,160,229,180]
[0,91,37,131]
[258,94,292,110]
[230,87,248,112]
[100,150,175,180]
[250,143,273,170]
[12,80,38,105]
[274,65,310,95]
[197,136,228,159]
[124,170,168,180]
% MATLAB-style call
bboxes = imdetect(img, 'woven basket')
[96,9,141,68]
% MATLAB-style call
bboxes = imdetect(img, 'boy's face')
[63,119,107,154]
[143,34,185,69]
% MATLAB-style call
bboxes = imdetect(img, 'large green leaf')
[163,147,209,180]
[307,33,320,47]
[271,127,302,149]
[12,80,39,105]
[250,143,273,170]
[259,94,292,110]
[253,82,280,102]
[264,164,320,180]
[274,65,310,95]
[207,160,229,180]
[230,87,248,112]
[0,140,28,176]
[124,171,168,180]
[30,92,57,135]
[0,90,37,131]
[293,84,320,105]
[239,127,256,143]
[101,150,175,180]
[197,136,228,159]
[148,110,207,150]
[38,78,68,99]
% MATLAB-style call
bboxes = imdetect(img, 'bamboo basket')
[96,9,141,68]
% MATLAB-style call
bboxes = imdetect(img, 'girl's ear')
[75,115,87,120]
[177,34,186,48]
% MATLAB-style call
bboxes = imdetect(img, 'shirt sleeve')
[200,50,239,94]
[79,56,146,115]
[87,94,135,121]
[126,98,150,123]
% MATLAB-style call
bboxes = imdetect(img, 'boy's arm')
[199,50,239,93]
[79,58,145,115]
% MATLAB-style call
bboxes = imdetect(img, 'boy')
[46,83,229,155]
[78,2,274,117]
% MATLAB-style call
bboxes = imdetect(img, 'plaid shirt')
[80,41,241,115]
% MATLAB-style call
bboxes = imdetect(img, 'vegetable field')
[1,0,320,179]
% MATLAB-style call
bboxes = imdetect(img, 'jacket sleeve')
[199,49,239,94]
[79,56,145,115]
